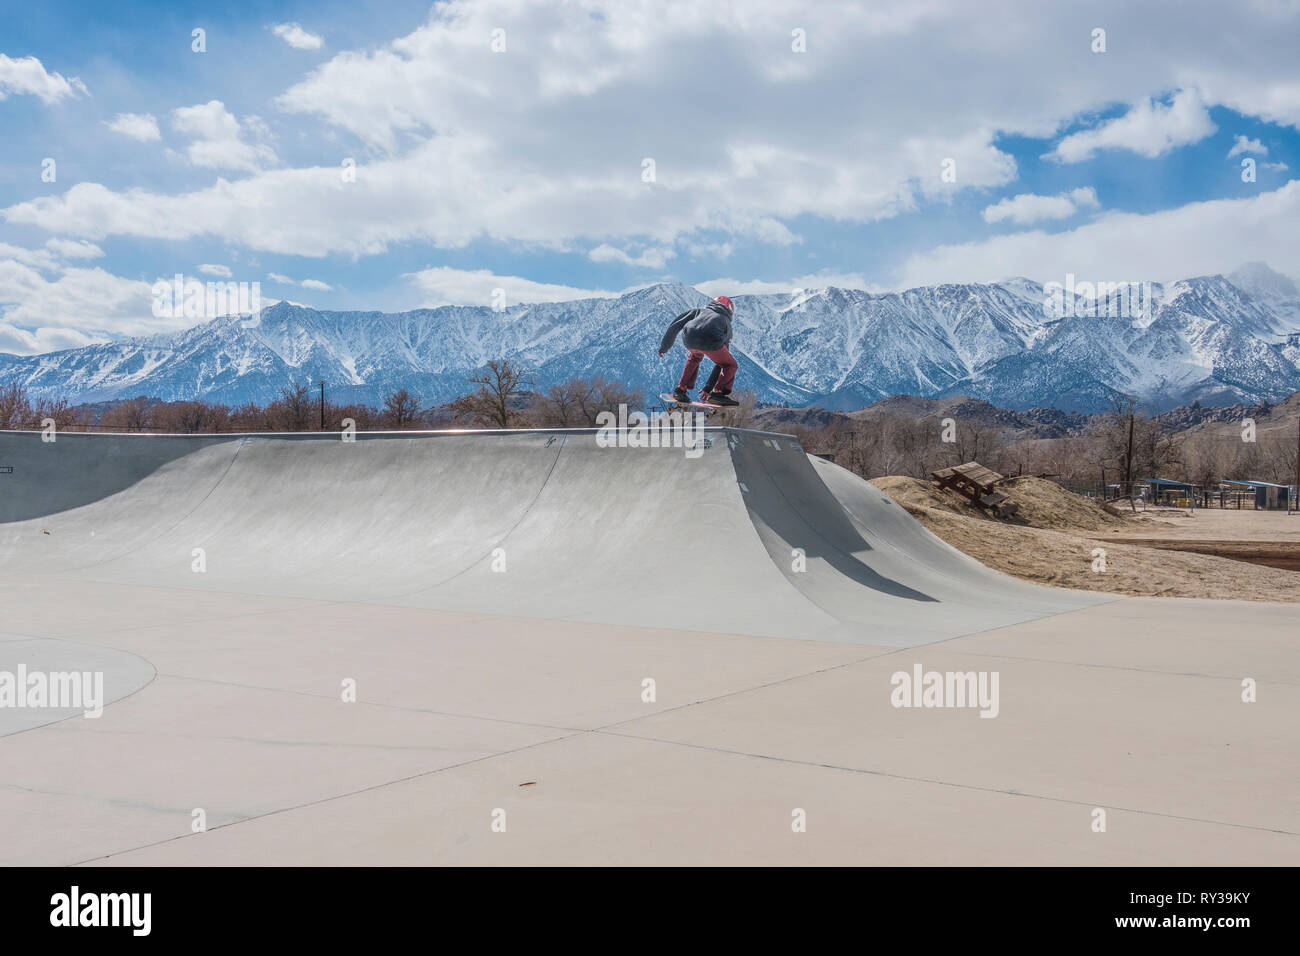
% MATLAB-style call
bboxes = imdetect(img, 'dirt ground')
[1100,509,1300,571]
[871,476,1300,602]
[1103,507,1300,542]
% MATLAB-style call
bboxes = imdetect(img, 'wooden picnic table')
[931,461,1019,516]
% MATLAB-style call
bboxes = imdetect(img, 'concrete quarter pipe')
[0,428,1104,645]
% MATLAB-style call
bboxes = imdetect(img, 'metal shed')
[1140,477,1195,508]
[1223,480,1291,511]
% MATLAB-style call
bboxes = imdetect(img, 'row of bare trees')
[10,366,1285,487]
[791,399,1297,488]
[790,415,1011,480]
[0,379,76,430]
[1,361,758,434]
[443,359,761,428]
[0,378,431,434]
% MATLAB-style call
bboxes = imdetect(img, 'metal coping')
[0,425,801,441]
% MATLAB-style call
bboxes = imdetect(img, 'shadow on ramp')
[0,432,241,522]
[730,432,936,603]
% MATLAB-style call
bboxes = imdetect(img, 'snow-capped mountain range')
[4,263,1300,413]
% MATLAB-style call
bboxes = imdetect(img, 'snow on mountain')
[3,270,1300,413]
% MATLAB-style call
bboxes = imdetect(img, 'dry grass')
[870,476,1300,602]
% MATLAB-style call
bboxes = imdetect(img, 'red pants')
[678,346,737,393]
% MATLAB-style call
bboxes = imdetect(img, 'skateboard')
[659,393,723,414]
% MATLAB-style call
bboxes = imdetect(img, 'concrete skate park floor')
[0,429,1295,866]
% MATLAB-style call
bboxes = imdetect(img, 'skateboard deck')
[659,393,722,412]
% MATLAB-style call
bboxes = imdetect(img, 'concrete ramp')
[0,429,1104,645]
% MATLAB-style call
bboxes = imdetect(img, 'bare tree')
[1181,434,1225,488]
[32,395,78,430]
[382,388,422,428]
[892,416,940,478]
[228,402,267,432]
[265,382,314,431]
[533,375,643,427]
[450,360,533,428]
[723,389,761,429]
[534,379,589,427]
[100,397,151,432]
[947,419,1005,469]
[1045,434,1083,479]
[332,403,378,431]
[1264,431,1297,486]
[0,377,32,429]
[151,400,229,433]
[0,378,78,431]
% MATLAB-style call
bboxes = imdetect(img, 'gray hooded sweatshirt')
[658,301,734,354]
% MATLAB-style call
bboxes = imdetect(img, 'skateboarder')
[657,295,740,406]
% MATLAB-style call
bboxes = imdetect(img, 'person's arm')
[657,309,696,355]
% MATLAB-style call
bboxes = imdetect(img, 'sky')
[0,0,1298,355]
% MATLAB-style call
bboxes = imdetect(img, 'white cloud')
[896,180,1300,289]
[1049,89,1217,163]
[171,101,276,172]
[266,272,331,291]
[0,324,98,354]
[272,23,324,51]
[588,244,675,269]
[0,238,106,278]
[0,243,280,354]
[684,240,734,260]
[0,261,185,354]
[0,54,87,104]
[0,243,60,272]
[104,112,161,142]
[983,187,1099,225]
[1227,135,1267,158]
[198,263,233,277]
[1262,161,1290,172]
[1068,187,1099,207]
[44,238,104,259]
[5,2,1300,263]
[405,267,617,307]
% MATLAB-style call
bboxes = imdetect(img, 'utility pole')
[318,381,326,430]
[1294,416,1299,514]
[1124,405,1135,492]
